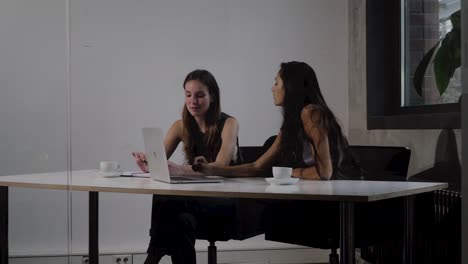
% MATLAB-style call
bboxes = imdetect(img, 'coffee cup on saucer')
[272,166,293,179]
[266,166,298,185]
[98,161,121,177]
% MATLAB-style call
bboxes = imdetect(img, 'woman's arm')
[170,117,241,176]
[194,134,281,177]
[293,105,333,180]
[164,120,183,159]
[212,117,239,165]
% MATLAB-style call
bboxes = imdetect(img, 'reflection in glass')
[403,0,461,106]
[0,0,71,260]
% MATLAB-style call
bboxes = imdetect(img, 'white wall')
[0,0,349,255]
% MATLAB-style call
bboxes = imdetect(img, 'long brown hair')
[277,61,356,179]
[182,69,222,164]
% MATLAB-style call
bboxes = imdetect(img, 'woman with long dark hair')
[132,69,242,264]
[194,61,357,180]
[133,69,240,175]
[192,62,360,262]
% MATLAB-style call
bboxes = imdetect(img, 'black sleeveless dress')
[187,112,242,165]
[146,112,241,262]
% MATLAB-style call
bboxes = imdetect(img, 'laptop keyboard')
[171,176,196,181]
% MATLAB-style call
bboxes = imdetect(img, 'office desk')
[0,170,447,264]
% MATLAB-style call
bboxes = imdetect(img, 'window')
[404,0,461,107]
[366,0,461,129]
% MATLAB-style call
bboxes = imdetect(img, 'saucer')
[97,171,121,178]
[265,177,299,185]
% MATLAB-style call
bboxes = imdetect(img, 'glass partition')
[0,0,350,263]
[0,0,72,262]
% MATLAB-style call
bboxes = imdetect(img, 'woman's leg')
[146,197,198,264]
[169,212,197,264]
[143,250,165,264]
[145,196,176,264]
[144,234,170,263]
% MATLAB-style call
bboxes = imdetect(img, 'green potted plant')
[413,10,460,98]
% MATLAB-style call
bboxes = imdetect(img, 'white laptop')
[142,127,223,184]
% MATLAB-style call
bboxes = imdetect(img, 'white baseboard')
[135,248,329,264]
[9,247,329,264]
[9,235,329,258]
[9,235,331,264]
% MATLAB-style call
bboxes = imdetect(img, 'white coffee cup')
[99,161,120,173]
[272,166,292,179]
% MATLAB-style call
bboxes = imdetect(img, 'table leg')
[340,201,355,264]
[89,192,99,264]
[0,187,8,264]
[404,195,415,264]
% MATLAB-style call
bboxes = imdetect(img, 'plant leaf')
[450,10,460,31]
[433,17,461,95]
[413,41,440,96]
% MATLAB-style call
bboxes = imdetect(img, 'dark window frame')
[366,0,461,130]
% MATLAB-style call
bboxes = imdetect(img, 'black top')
[191,112,242,165]
[275,130,361,180]
[148,112,243,243]
[275,130,315,169]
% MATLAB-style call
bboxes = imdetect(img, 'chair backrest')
[262,135,277,151]
[239,146,263,164]
[349,145,411,181]
[241,139,412,180]
[239,136,277,164]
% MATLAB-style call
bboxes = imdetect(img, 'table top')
[0,170,447,202]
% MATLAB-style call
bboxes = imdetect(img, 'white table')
[0,170,448,264]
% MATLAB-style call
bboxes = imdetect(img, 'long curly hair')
[277,61,356,179]
[181,69,222,164]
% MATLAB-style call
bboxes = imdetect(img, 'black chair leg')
[330,248,339,264]
[208,241,217,264]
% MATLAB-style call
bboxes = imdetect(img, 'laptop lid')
[142,127,171,183]
[142,127,223,184]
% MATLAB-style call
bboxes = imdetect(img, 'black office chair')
[265,145,412,264]
[350,145,411,181]
[239,135,276,164]
[195,136,275,264]
[350,146,411,263]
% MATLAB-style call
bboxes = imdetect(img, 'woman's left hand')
[192,156,212,174]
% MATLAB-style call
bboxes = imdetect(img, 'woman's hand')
[167,160,185,176]
[131,152,148,173]
[192,156,212,174]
